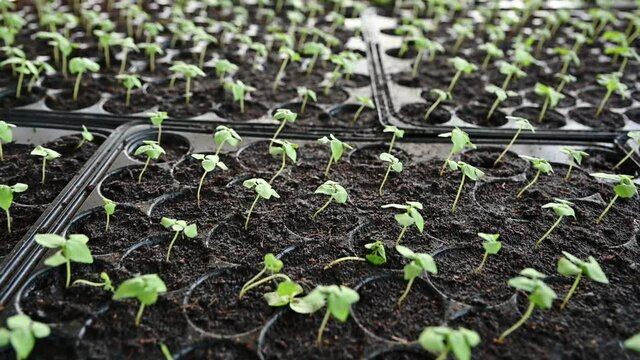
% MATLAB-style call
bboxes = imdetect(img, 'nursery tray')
[0,122,639,359]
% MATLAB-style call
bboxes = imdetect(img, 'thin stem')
[125,88,131,107]
[270,121,287,148]
[239,273,290,299]
[379,163,392,196]
[436,347,450,360]
[560,60,570,75]
[564,162,574,181]
[157,125,162,144]
[323,257,366,270]
[476,251,489,272]
[41,158,47,184]
[199,45,207,68]
[596,90,612,117]
[535,216,563,249]
[316,308,332,346]
[312,198,333,220]
[395,225,408,246]
[105,213,111,231]
[486,97,502,120]
[73,73,83,102]
[388,134,397,153]
[452,37,464,54]
[138,156,151,184]
[397,277,415,305]
[613,145,638,169]
[481,54,491,70]
[424,98,443,120]
[451,173,466,214]
[516,170,540,198]
[240,97,245,114]
[135,303,145,326]
[72,279,106,288]
[65,259,71,288]
[240,267,266,294]
[119,50,128,75]
[352,104,365,123]
[556,79,567,93]
[440,151,453,176]
[497,302,535,343]
[538,96,550,122]
[166,231,180,262]
[494,129,521,167]
[196,170,208,208]
[411,49,424,78]
[16,70,24,99]
[150,53,156,73]
[185,76,192,105]
[272,57,289,91]
[596,194,618,224]
[245,195,261,230]
[324,156,333,177]
[5,209,10,234]
[501,73,513,90]
[306,53,319,77]
[0,142,3,160]
[105,46,111,68]
[300,95,308,115]
[270,151,287,184]
[447,71,462,94]
[560,272,582,310]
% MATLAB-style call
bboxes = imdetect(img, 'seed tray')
[1,121,639,359]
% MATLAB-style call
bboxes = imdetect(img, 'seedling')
[243,178,280,230]
[312,181,348,220]
[0,315,50,360]
[383,125,405,153]
[272,46,301,91]
[192,27,217,68]
[496,268,556,343]
[0,56,37,98]
[170,63,205,104]
[517,156,553,198]
[535,200,575,249]
[447,57,477,95]
[614,131,640,169]
[534,83,564,123]
[449,20,474,55]
[0,120,15,160]
[396,245,437,305]
[447,161,485,214]
[324,241,386,269]
[269,140,298,184]
[485,84,517,120]
[30,145,61,184]
[148,111,168,144]
[118,37,139,75]
[35,233,93,288]
[411,37,444,78]
[0,183,27,233]
[494,117,535,166]
[213,125,242,156]
[137,43,164,73]
[475,233,501,272]
[590,173,637,224]
[160,217,197,262]
[76,125,94,149]
[302,42,330,77]
[553,47,580,75]
[555,73,576,93]
[557,251,608,310]
[239,253,290,299]
[561,147,588,181]
[72,272,114,292]
[438,128,475,176]
[103,198,115,231]
[297,87,317,115]
[116,74,142,107]
[382,202,424,246]
[191,154,227,208]
[423,89,451,121]
[270,109,297,147]
[353,96,375,123]
[214,59,238,83]
[113,274,167,326]
[499,61,526,91]
[263,279,304,310]
[419,326,480,360]
[317,134,352,177]
[224,80,255,114]
[625,334,640,353]
[479,42,504,70]
[379,152,403,196]
[69,57,100,102]
[134,141,165,184]
[596,73,629,117]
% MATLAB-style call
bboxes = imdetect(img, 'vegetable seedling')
[0,120,15,160]
[297,87,317,115]
[170,63,205,105]
[138,43,164,73]
[396,245,437,305]
[447,161,485,214]
[411,37,444,78]
[103,198,115,231]
[113,274,167,326]
[214,59,239,83]
[302,42,330,77]
[555,73,576,94]
[535,200,575,249]
[534,83,564,123]
[447,57,477,95]
[134,140,165,184]
[449,20,474,55]
[191,154,228,208]
[498,61,526,91]
[438,128,475,176]
[0,314,50,360]
[243,178,280,230]
[192,27,217,68]
[485,84,517,120]
[312,181,348,220]
[268,140,298,184]
[553,47,580,75]
[224,80,255,114]
[383,125,405,153]
[424,89,451,121]
[72,272,114,292]
[378,152,403,196]
[0,183,27,233]
[69,57,100,102]
[596,72,629,117]
[160,217,197,262]
[614,131,640,169]
[324,241,386,269]
[419,326,480,360]
[561,147,588,181]
[353,96,375,123]
[382,202,424,246]
[589,173,637,224]
[117,37,138,75]
[239,253,290,299]
[116,74,142,107]
[76,125,94,149]
[270,109,297,147]
[557,251,608,310]
[35,233,93,288]
[476,233,501,272]
[496,268,557,343]
[272,46,301,91]
[148,111,168,144]
[318,134,352,177]
[30,146,61,184]
[494,117,535,166]
[263,279,304,309]
[213,125,242,156]
[479,42,504,70]
[517,156,553,198]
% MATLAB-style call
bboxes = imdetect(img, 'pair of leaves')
[269,140,298,162]
[160,217,198,238]
[69,57,100,74]
[30,146,61,160]
[318,134,352,162]
[447,161,485,181]
[561,147,588,165]
[542,200,575,218]
[36,234,93,267]
[214,125,242,149]
[590,173,637,198]
[396,245,437,280]
[380,153,403,172]
[557,251,609,284]
[113,274,167,306]
[0,315,50,360]
[507,268,557,309]
[134,140,165,160]
[439,128,475,154]
[419,326,480,360]
[478,233,502,255]
[520,155,553,174]
[0,121,16,143]
[244,178,280,200]
[383,201,424,233]
[273,109,298,123]
[315,180,348,204]
[289,285,359,322]
[0,183,28,211]
[192,154,228,173]
[534,83,565,108]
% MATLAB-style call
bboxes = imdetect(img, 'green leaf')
[290,289,325,314]
[404,262,423,280]
[11,328,35,360]
[528,283,557,309]
[65,238,94,263]
[624,333,640,352]
[483,241,502,255]
[265,253,283,272]
[557,257,581,277]
[450,330,472,360]
[507,276,536,292]
[418,327,447,354]
[183,224,198,238]
[582,257,609,284]
[395,213,415,227]
[35,234,66,248]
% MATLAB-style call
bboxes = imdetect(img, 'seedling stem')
[497,302,535,343]
[560,272,582,310]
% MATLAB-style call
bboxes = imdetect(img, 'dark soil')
[511,106,566,129]
[330,105,380,129]
[274,103,330,125]
[44,88,102,111]
[569,107,626,130]
[177,340,260,360]
[0,87,46,109]
[100,165,178,203]
[625,107,640,124]
[457,104,508,127]
[172,153,238,187]
[216,101,269,121]
[578,87,633,109]
[0,205,44,257]
[459,148,528,178]
[102,91,157,115]
[399,102,451,126]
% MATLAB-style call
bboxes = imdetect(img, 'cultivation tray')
[1,122,639,359]
[363,7,640,140]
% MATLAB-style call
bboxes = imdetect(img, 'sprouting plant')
[485,84,517,120]
[192,27,217,68]
[557,251,608,310]
[269,140,298,184]
[272,46,301,91]
[210,125,241,157]
[533,28,551,57]
[243,178,280,230]
[494,117,535,166]
[103,197,116,231]
[423,89,451,121]
[0,315,50,360]
[0,183,27,233]
[517,156,553,198]
[116,74,142,108]
[0,56,37,99]
[353,96,375,123]
[447,57,477,95]
[383,125,405,153]
[324,240,386,270]
[214,59,238,83]
[297,87,317,115]
[555,73,576,94]
[148,111,168,144]
[561,147,588,181]
[625,334,640,353]
[614,131,640,169]
[479,42,504,70]
[447,161,485,214]
[138,43,164,73]
[302,42,329,77]
[69,57,100,102]
[270,109,297,147]
[438,128,475,176]
[72,272,114,292]
[382,202,424,246]
[117,37,139,75]
[496,268,557,343]
[449,20,474,55]
[170,63,205,105]
[224,80,255,114]
[312,180,348,220]
[534,83,564,123]
[553,47,580,76]
[30,146,61,184]
[595,73,629,117]
[411,37,444,78]
[76,125,94,149]
[239,253,290,299]
[191,154,228,208]
[378,152,403,196]
[396,245,437,305]
[589,173,637,224]
[395,24,419,57]
[160,217,198,262]
[134,141,165,184]
[113,274,167,326]
[419,326,481,360]
[535,200,575,249]
[317,134,352,177]
[0,120,15,160]
[498,61,527,91]
[35,234,93,288]
[475,233,502,272]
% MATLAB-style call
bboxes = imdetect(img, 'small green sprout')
[269,140,298,184]
[69,57,100,102]
[353,96,375,123]
[553,47,580,75]
[447,161,485,214]
[382,201,424,246]
[272,46,301,91]
[138,43,164,73]
[535,200,575,249]
[192,27,217,68]
[324,241,386,270]
[485,84,517,120]
[557,251,608,310]
[438,128,475,176]
[534,83,564,123]
[160,217,198,262]
[625,334,640,353]
[191,154,228,208]
[378,152,403,196]
[148,111,168,144]
[113,274,167,326]
[424,89,451,121]
[270,109,297,147]
[297,87,317,115]
[614,131,640,169]
[498,61,526,91]
[0,183,27,233]
[0,120,16,160]
[243,178,280,230]
[517,156,553,198]
[159,343,173,360]
[224,80,255,114]
[214,59,239,83]
[419,326,480,360]
[396,245,437,305]
[383,125,405,154]
[240,253,291,299]
[116,74,142,108]
[213,125,242,156]
[476,233,501,272]
[77,125,94,149]
[103,198,115,231]
[72,272,114,292]
[35,233,93,288]
[590,173,637,224]
[30,146,61,184]
[117,37,138,75]
[318,135,352,177]
[263,279,304,309]
[479,42,504,70]
[555,73,576,94]
[561,147,589,181]
[596,73,629,117]
[411,37,444,78]
[449,20,474,55]
[497,268,557,343]
[447,57,477,95]
[312,181,348,220]
[134,141,165,184]
[494,117,535,166]
[0,315,50,360]
[302,42,330,77]
[170,63,205,105]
